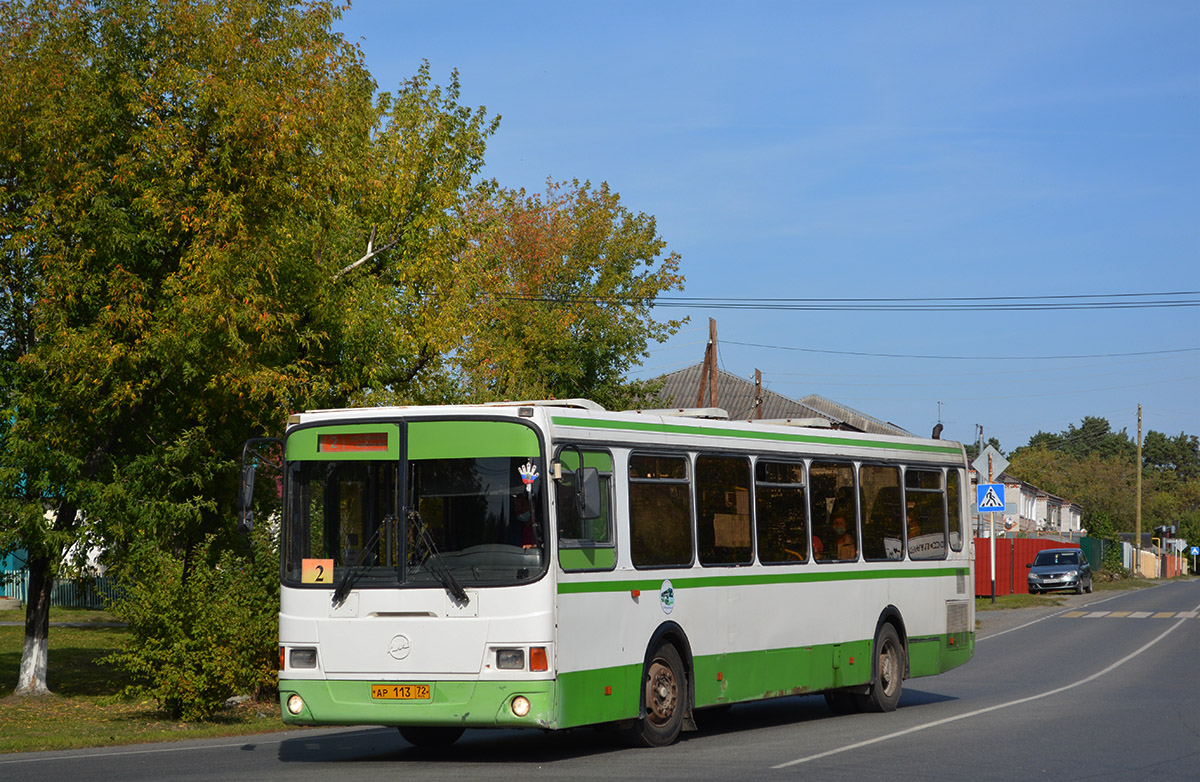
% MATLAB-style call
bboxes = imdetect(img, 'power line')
[494,290,1200,312]
[721,340,1200,361]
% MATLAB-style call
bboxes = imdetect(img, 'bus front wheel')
[629,643,686,747]
[398,725,464,748]
[855,623,904,713]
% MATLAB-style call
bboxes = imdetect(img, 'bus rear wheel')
[398,726,464,748]
[855,623,904,713]
[629,643,686,747]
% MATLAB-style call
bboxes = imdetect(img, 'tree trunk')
[15,548,54,696]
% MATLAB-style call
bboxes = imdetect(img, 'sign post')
[971,446,1009,605]
[1191,546,1198,575]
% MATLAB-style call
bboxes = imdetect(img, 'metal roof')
[643,364,917,434]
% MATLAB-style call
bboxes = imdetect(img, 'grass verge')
[1,611,298,754]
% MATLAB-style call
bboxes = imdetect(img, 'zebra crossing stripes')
[1060,609,1197,620]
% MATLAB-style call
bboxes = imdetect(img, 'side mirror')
[237,463,257,534]
[577,466,602,520]
[238,437,282,535]
[1026,562,1033,568]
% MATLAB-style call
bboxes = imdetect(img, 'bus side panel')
[553,590,643,728]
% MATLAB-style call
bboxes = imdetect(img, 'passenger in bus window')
[814,508,856,560]
[832,512,855,559]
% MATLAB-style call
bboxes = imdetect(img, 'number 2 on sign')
[302,558,334,584]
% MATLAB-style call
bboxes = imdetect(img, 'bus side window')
[947,468,964,551]
[860,464,903,561]
[810,462,857,563]
[906,468,947,560]
[755,460,807,564]
[696,454,752,566]
[629,453,693,569]
[556,448,615,571]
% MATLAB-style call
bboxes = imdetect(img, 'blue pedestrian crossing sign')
[977,483,1006,512]
[1191,546,1199,556]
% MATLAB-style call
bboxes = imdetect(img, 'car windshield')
[1033,551,1078,566]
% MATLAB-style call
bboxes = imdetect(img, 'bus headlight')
[497,649,525,670]
[511,695,531,717]
[286,694,305,715]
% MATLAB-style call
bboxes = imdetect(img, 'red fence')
[974,537,1079,596]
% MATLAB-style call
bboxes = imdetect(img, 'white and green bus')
[249,399,973,747]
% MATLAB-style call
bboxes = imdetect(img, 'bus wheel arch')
[629,622,695,746]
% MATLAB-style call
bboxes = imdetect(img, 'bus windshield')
[282,421,547,589]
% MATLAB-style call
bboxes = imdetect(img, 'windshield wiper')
[408,508,469,605]
[332,514,396,607]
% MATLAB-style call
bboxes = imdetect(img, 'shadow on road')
[276,689,959,764]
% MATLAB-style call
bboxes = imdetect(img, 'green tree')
[0,0,496,698]
[453,179,685,409]
[1142,430,1200,480]
[964,437,1002,463]
[1015,416,1135,462]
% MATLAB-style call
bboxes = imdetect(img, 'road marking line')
[1107,611,1131,617]
[1178,612,1198,619]
[1061,611,1087,618]
[1152,612,1176,619]
[771,598,1200,770]
[977,585,1164,642]
[1083,611,1109,618]
[1129,612,1152,618]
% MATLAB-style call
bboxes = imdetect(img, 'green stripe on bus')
[557,567,968,594]
[408,420,539,460]
[550,416,963,455]
[557,630,975,727]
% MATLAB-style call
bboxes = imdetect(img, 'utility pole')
[695,317,718,408]
[753,369,763,419]
[707,318,718,408]
[1135,404,1142,576]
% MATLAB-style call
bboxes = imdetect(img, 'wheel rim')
[878,638,899,698]
[646,658,678,727]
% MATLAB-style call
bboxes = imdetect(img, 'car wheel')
[1075,581,1084,595]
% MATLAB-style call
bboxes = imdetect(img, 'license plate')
[371,683,431,701]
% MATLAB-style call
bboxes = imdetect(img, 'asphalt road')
[4,580,1198,782]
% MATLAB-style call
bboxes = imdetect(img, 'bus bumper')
[279,679,556,729]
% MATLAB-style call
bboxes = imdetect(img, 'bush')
[104,528,279,721]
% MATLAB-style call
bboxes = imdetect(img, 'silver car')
[1027,548,1092,594]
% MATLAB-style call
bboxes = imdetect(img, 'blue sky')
[334,1,1198,450]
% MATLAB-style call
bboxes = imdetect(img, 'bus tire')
[855,623,903,713]
[398,726,464,748]
[629,643,686,747]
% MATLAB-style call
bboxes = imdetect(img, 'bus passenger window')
[860,465,903,561]
[696,455,752,566]
[629,453,692,568]
[755,460,807,564]
[906,468,947,560]
[810,462,857,562]
[947,469,964,551]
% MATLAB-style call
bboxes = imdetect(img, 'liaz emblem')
[659,580,675,615]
